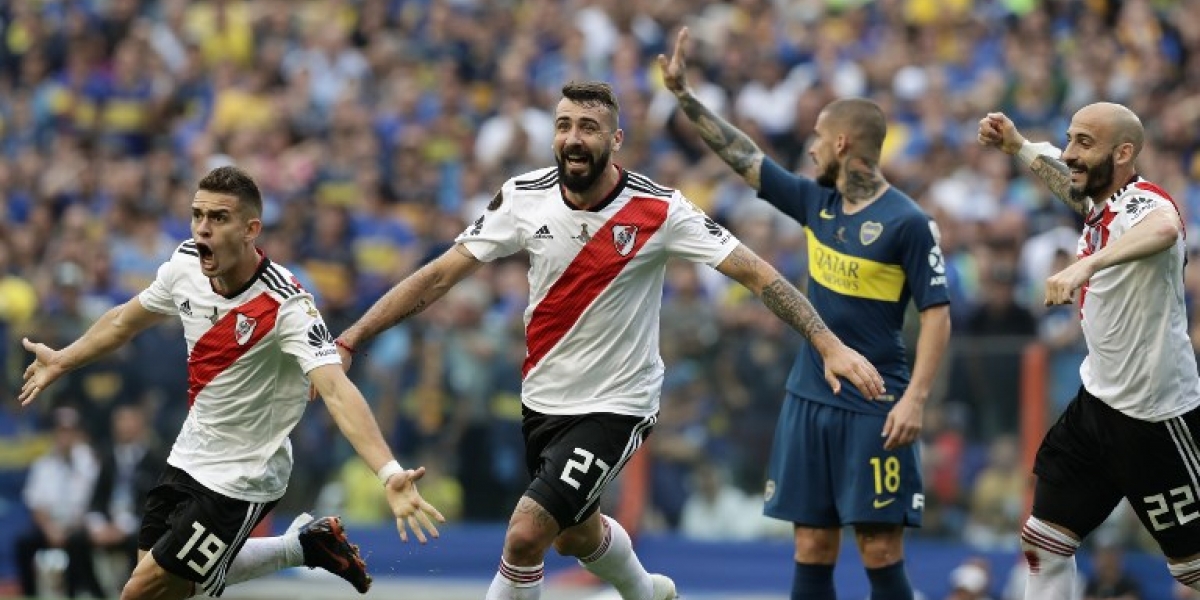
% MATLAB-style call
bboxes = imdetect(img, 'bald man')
[980,105,1200,598]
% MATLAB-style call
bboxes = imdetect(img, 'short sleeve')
[1119,194,1172,231]
[899,216,951,310]
[455,189,524,262]
[758,156,838,227]
[137,261,180,316]
[276,295,342,374]
[663,194,740,267]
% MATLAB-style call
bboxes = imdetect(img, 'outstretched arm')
[21,298,168,405]
[978,112,1087,216]
[338,244,483,351]
[658,27,765,189]
[714,244,885,399]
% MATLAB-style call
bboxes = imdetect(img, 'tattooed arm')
[674,92,766,190]
[339,244,483,349]
[714,244,885,398]
[1029,155,1090,216]
[978,112,1087,215]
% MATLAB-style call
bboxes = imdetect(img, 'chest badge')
[235,313,258,345]
[860,221,884,246]
[612,225,639,256]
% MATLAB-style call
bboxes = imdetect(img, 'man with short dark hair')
[21,166,445,600]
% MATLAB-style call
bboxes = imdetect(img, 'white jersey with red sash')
[1076,176,1200,421]
[457,166,738,417]
[138,241,341,501]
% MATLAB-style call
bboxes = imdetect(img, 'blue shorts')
[763,394,923,527]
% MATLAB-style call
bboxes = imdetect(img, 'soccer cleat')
[649,573,678,599]
[297,516,372,594]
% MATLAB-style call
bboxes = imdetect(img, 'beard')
[557,147,611,193]
[814,159,839,188]
[1068,153,1115,203]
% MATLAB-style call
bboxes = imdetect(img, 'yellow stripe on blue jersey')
[805,229,906,301]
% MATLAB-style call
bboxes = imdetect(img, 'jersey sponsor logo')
[806,230,906,301]
[572,223,592,244]
[533,225,553,239]
[860,221,883,245]
[179,299,193,316]
[1124,195,1156,220]
[819,209,836,220]
[928,246,946,286]
[307,321,334,348]
[234,313,257,346]
[612,225,639,256]
[873,497,896,509]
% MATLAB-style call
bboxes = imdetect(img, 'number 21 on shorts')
[870,456,901,495]
[176,521,228,576]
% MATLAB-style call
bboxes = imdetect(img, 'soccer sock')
[1168,556,1200,590]
[578,515,654,600]
[1020,516,1080,600]
[223,533,304,586]
[792,562,836,600]
[865,560,913,600]
[484,558,544,600]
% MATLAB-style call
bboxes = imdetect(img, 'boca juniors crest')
[612,225,639,256]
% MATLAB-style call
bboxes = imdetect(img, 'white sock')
[484,558,543,600]
[1020,516,1079,600]
[579,515,653,600]
[1169,556,1200,591]
[224,524,305,586]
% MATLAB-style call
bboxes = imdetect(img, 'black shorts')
[1032,387,1200,558]
[522,407,656,529]
[138,465,277,597]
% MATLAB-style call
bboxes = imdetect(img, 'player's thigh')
[764,396,838,527]
[146,466,277,597]
[522,408,655,530]
[1030,390,1123,537]
[1113,405,1200,558]
[833,410,923,527]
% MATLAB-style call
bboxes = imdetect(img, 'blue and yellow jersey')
[759,158,949,415]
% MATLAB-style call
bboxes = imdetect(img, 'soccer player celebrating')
[980,104,1200,597]
[658,27,952,600]
[334,80,885,600]
[20,166,443,599]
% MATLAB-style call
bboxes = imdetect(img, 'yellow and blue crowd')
[3,0,1200,595]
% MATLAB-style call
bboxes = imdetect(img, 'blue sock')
[792,562,836,600]
[866,560,913,600]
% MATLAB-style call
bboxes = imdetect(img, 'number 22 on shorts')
[176,521,228,576]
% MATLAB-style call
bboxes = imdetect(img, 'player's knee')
[503,502,559,563]
[854,525,904,568]
[793,528,839,563]
[1020,517,1079,575]
[1168,555,1200,591]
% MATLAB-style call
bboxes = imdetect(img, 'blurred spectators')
[3,4,1199,587]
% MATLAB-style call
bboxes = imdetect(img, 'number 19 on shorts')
[176,521,228,576]
[870,456,901,495]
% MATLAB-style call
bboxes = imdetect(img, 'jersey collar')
[561,165,627,213]
[210,249,271,299]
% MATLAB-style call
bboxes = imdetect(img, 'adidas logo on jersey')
[179,299,192,316]
[533,225,553,239]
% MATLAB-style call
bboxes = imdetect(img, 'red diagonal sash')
[188,293,279,405]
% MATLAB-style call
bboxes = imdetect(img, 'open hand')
[383,466,446,544]
[656,27,692,96]
[822,344,886,399]
[20,338,65,406]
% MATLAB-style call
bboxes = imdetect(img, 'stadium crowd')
[3,0,1200,596]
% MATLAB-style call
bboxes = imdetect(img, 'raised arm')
[978,112,1087,216]
[714,244,885,399]
[338,244,483,352]
[21,298,168,405]
[658,27,765,189]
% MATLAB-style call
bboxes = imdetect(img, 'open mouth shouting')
[196,242,217,273]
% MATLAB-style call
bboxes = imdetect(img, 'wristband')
[335,338,365,356]
[377,460,405,485]
[1017,140,1061,167]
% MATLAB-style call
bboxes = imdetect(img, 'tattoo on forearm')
[677,93,763,188]
[760,278,830,343]
[843,157,884,205]
[1031,156,1089,216]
